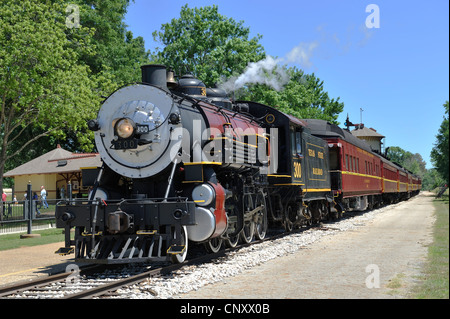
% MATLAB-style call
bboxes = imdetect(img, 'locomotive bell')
[166,69,178,88]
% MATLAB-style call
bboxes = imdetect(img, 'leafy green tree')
[152,5,344,123]
[152,4,266,86]
[422,169,445,191]
[0,0,99,192]
[431,101,449,184]
[71,0,150,85]
[242,67,344,123]
[385,146,416,168]
[2,0,149,172]
[385,146,427,178]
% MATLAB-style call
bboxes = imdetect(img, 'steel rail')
[1,225,334,299]
[64,227,315,299]
[0,265,102,298]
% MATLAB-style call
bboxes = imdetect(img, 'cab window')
[291,130,296,156]
[296,132,302,155]
[291,129,302,156]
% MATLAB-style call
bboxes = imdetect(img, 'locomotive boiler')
[55,65,270,263]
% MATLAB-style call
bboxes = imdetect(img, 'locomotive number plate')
[111,139,139,150]
[136,124,150,134]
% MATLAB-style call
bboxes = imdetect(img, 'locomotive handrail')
[57,196,190,203]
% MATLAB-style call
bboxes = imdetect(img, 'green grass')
[412,195,449,299]
[0,228,65,251]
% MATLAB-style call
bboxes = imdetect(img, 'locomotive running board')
[55,247,74,256]
[167,245,186,255]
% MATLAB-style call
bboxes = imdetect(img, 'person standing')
[40,185,49,209]
[1,190,6,217]
[33,192,41,216]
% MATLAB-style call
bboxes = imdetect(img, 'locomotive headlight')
[115,118,135,139]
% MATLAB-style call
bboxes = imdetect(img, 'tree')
[0,0,100,192]
[385,146,427,178]
[152,4,266,86]
[385,146,406,165]
[2,0,150,173]
[152,5,344,123]
[72,0,150,85]
[242,67,344,123]
[431,101,449,184]
[422,169,445,191]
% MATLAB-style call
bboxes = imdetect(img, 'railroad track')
[0,228,301,299]
[0,265,103,299]
[0,261,174,299]
[64,253,219,299]
[0,222,345,299]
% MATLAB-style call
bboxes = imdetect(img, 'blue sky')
[125,0,449,169]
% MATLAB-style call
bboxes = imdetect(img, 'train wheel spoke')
[254,191,268,240]
[240,221,255,244]
[204,237,223,253]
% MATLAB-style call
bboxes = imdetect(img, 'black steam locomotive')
[55,64,420,264]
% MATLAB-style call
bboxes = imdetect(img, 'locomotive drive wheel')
[205,237,223,253]
[171,226,188,264]
[284,205,295,232]
[241,193,255,243]
[240,221,255,244]
[224,233,240,248]
[254,191,268,240]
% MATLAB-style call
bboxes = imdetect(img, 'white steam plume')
[220,56,289,93]
[284,41,319,67]
[219,41,319,93]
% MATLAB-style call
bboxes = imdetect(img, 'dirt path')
[0,242,77,287]
[178,192,435,299]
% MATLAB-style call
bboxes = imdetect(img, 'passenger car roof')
[303,119,373,153]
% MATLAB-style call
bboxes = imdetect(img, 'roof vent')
[57,160,67,167]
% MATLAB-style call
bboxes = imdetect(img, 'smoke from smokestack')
[219,56,288,93]
[284,41,319,67]
[218,21,375,95]
[219,41,319,94]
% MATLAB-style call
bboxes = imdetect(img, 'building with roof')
[4,145,101,199]
[351,124,385,153]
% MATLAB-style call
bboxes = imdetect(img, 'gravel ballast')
[113,198,422,299]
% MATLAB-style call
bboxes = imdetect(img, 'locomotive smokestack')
[141,64,168,91]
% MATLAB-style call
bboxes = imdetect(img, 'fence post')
[27,182,32,234]
[68,181,72,202]
[20,181,41,239]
